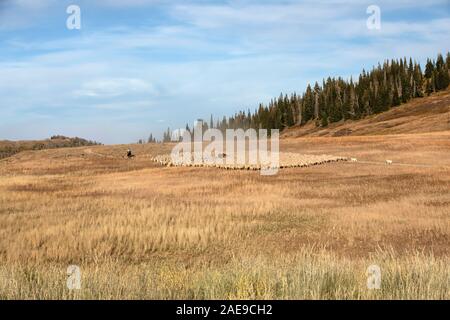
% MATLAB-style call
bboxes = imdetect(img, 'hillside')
[282,89,450,138]
[0,135,101,159]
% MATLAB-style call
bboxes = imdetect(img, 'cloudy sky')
[0,0,449,143]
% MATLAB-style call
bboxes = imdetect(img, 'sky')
[0,0,449,144]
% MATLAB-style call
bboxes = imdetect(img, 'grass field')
[0,127,449,299]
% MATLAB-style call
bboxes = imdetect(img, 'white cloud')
[13,0,57,9]
[74,78,156,98]
[92,100,154,110]
[0,0,58,30]
[93,0,163,7]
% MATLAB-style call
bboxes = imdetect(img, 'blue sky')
[0,0,449,143]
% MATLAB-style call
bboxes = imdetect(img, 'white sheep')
[350,158,358,162]
[386,160,393,165]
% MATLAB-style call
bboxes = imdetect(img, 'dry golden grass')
[0,131,449,299]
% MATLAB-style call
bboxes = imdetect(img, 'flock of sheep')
[150,152,350,170]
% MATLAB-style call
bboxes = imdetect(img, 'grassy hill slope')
[0,135,101,159]
[282,89,450,138]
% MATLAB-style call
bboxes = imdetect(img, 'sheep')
[386,160,393,165]
[350,157,358,162]
[152,152,348,171]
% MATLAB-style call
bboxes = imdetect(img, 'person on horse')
[126,149,134,158]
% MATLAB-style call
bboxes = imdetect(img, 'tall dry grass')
[1,250,448,299]
[0,132,449,299]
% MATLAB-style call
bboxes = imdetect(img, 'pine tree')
[209,114,214,129]
[435,54,450,90]
[425,59,434,79]
[321,111,328,127]
[313,82,320,119]
[162,128,172,143]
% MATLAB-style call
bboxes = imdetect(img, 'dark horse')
[126,149,135,158]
